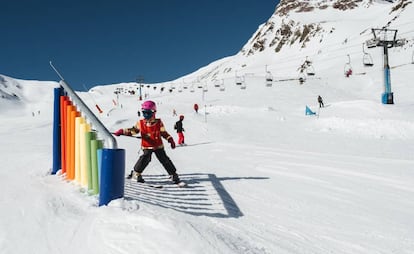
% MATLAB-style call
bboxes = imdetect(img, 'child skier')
[174,115,185,146]
[114,100,181,184]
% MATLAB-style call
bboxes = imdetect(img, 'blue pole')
[382,45,394,104]
[99,148,125,206]
[52,87,63,174]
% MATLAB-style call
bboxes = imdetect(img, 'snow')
[1,1,414,253]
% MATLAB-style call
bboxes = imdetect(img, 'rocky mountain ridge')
[241,0,412,56]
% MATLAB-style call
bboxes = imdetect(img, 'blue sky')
[1,1,278,91]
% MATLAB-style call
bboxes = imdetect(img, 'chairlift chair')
[298,73,306,84]
[344,54,353,77]
[214,80,220,88]
[362,43,374,67]
[240,82,246,90]
[306,66,315,76]
[412,51,414,64]
[235,76,242,86]
[304,56,315,76]
[363,54,374,67]
[265,71,273,87]
[220,83,225,91]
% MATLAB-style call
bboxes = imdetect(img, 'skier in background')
[194,103,199,113]
[318,95,324,108]
[174,115,186,146]
[114,100,181,184]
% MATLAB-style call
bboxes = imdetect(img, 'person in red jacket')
[174,115,185,146]
[114,100,181,184]
[193,103,199,113]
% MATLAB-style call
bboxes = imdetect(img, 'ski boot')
[171,173,181,184]
[137,173,145,183]
[126,170,136,179]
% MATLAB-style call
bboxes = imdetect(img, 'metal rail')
[50,61,118,149]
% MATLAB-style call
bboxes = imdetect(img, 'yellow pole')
[74,116,84,184]
[79,120,90,187]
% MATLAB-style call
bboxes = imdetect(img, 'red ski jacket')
[124,118,172,150]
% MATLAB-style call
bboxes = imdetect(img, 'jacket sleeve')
[123,121,140,136]
[159,120,173,140]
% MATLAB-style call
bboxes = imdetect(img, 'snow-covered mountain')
[1,3,414,253]
[172,0,413,88]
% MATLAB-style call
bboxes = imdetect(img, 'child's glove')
[168,137,176,149]
[113,129,124,136]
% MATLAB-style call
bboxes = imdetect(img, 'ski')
[138,182,163,189]
[175,181,187,188]
[126,171,187,188]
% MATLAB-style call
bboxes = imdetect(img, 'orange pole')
[68,109,80,180]
[66,104,74,179]
[60,96,69,174]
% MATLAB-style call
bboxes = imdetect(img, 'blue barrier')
[99,148,125,206]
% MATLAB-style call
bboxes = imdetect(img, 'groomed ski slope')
[1,61,414,253]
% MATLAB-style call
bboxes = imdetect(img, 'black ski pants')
[133,148,177,175]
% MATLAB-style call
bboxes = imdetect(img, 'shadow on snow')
[124,173,269,218]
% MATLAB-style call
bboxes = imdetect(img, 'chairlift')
[298,73,306,84]
[362,43,374,67]
[203,84,208,92]
[240,82,246,90]
[304,56,315,76]
[219,82,225,92]
[344,54,353,77]
[235,76,242,86]
[305,57,315,76]
[412,51,414,64]
[265,71,273,87]
[214,80,220,88]
[178,85,183,93]
[190,84,195,93]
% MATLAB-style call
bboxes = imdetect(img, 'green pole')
[91,139,103,195]
[85,131,96,191]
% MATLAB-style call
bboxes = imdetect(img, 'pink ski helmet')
[141,100,157,112]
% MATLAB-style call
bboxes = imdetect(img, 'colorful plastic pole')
[85,131,96,191]
[68,108,79,180]
[99,148,125,206]
[79,121,90,187]
[52,87,63,174]
[74,116,84,184]
[60,96,70,174]
[66,104,74,179]
[91,139,103,195]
